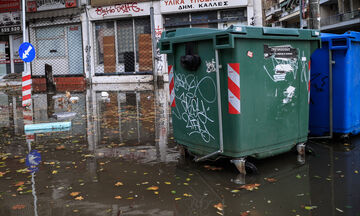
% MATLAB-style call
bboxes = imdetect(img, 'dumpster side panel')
[310,36,360,136]
[341,41,360,134]
[349,41,360,134]
[169,40,221,154]
[333,49,349,132]
[309,43,330,136]
[220,39,310,158]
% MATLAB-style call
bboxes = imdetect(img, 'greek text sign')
[26,0,77,12]
[88,2,150,19]
[0,0,20,13]
[160,0,247,13]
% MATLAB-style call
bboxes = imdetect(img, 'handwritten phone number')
[1,26,21,33]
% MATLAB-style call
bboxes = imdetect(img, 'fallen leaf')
[240,211,250,216]
[70,192,80,197]
[239,184,261,191]
[296,174,302,179]
[164,182,171,185]
[304,206,318,210]
[146,186,159,191]
[231,189,240,193]
[115,182,124,186]
[73,209,79,213]
[15,181,24,187]
[264,178,277,183]
[114,196,122,199]
[336,208,343,213]
[175,197,181,200]
[154,191,159,195]
[84,154,95,158]
[183,193,192,197]
[12,204,26,210]
[213,203,224,211]
[0,171,8,177]
[204,165,223,171]
[75,196,84,200]
[171,190,176,194]
[56,145,65,150]
[16,168,29,173]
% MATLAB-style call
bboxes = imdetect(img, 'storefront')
[86,0,259,84]
[0,0,23,77]
[26,0,84,81]
[87,1,161,83]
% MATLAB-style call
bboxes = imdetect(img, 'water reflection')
[0,85,359,216]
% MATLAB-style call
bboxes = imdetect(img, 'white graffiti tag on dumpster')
[173,73,217,143]
[283,86,296,104]
[205,59,216,73]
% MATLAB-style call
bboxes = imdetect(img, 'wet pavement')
[0,84,359,216]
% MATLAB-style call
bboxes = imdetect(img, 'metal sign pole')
[299,0,304,29]
[22,0,26,69]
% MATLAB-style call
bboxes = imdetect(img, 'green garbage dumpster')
[159,26,320,173]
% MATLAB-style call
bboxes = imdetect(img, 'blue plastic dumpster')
[309,31,360,136]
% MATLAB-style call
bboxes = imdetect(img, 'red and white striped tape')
[228,63,241,114]
[22,70,32,107]
[168,65,176,107]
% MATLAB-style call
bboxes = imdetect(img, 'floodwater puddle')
[0,84,359,216]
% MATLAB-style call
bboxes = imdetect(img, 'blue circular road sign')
[19,42,36,63]
[26,150,42,173]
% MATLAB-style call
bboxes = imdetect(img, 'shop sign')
[0,26,21,33]
[26,0,77,12]
[160,0,247,13]
[91,0,149,7]
[0,0,21,13]
[0,12,21,34]
[88,2,150,19]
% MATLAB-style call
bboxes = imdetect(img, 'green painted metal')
[160,26,320,159]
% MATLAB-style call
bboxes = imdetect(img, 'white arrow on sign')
[22,46,33,59]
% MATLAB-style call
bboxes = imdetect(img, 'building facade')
[26,0,86,88]
[2,0,262,84]
[0,0,23,77]
[85,0,262,83]
[263,0,360,32]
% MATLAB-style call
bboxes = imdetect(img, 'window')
[36,26,66,58]
[220,8,247,22]
[164,13,190,30]
[192,11,218,28]
[94,17,152,75]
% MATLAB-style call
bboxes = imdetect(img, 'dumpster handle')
[195,49,224,162]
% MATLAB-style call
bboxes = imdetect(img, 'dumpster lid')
[321,31,360,42]
[160,25,320,42]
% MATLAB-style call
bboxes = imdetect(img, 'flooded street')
[0,85,359,216]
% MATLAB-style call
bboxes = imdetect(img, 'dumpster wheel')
[231,158,258,175]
